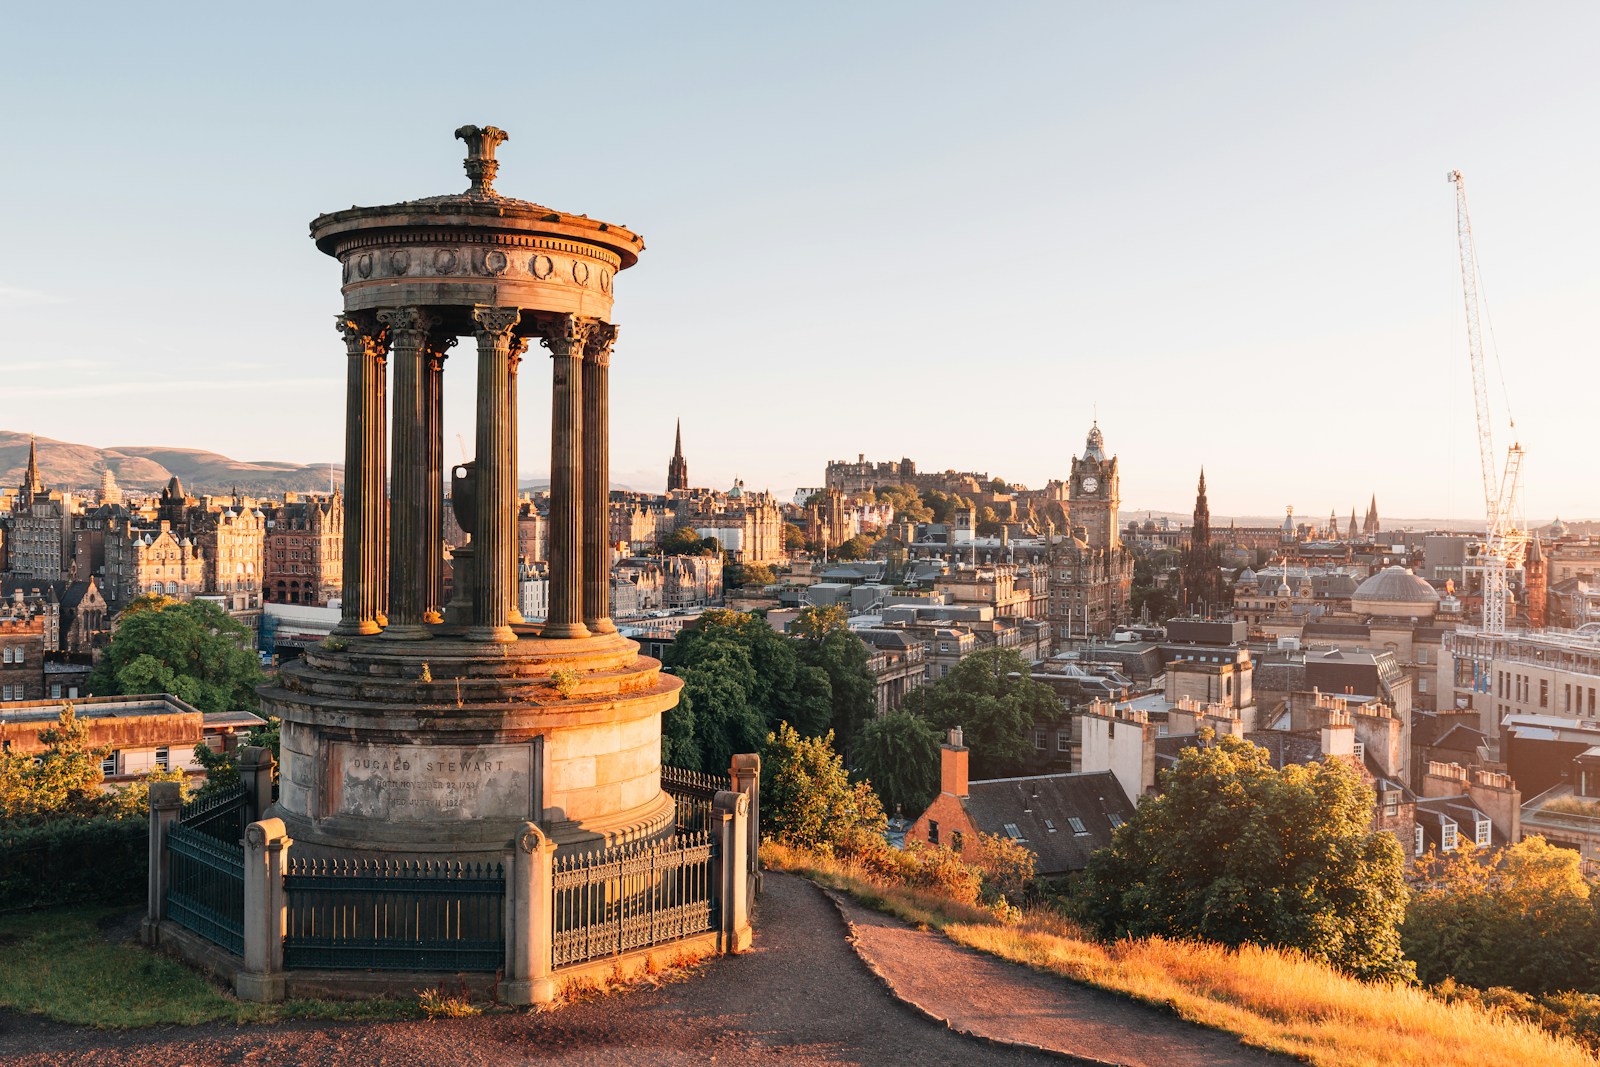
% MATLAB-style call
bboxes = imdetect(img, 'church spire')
[1363,494,1380,537]
[667,419,688,493]
[23,434,43,495]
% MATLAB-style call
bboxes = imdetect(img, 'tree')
[761,722,885,851]
[1404,837,1599,994]
[792,606,876,755]
[989,477,1010,495]
[1077,733,1411,981]
[89,598,262,713]
[725,562,775,588]
[853,709,941,816]
[783,523,807,553]
[0,705,185,823]
[904,648,1059,778]
[658,526,719,557]
[874,484,932,523]
[976,506,1002,537]
[832,533,878,561]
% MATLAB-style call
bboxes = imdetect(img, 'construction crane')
[1448,170,1527,634]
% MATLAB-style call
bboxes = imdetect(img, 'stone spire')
[1348,508,1358,541]
[1363,494,1380,537]
[23,434,43,494]
[667,419,688,493]
[1191,468,1211,547]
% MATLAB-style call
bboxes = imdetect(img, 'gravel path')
[829,890,1298,1066]
[0,874,1059,1067]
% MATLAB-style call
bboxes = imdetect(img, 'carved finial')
[455,125,509,196]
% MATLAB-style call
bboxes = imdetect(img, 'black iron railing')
[660,765,731,834]
[166,824,245,954]
[283,858,505,972]
[180,782,250,844]
[551,832,717,968]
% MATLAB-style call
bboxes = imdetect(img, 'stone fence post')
[140,780,184,946]
[239,745,276,823]
[503,821,557,1006]
[730,752,761,897]
[236,818,291,1003]
[713,790,751,953]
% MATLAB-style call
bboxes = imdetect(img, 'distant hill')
[0,432,342,496]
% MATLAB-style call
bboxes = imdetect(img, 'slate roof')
[959,771,1134,875]
[1432,724,1489,753]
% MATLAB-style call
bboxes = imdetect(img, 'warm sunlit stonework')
[261,126,683,861]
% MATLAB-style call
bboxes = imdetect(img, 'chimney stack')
[940,727,969,798]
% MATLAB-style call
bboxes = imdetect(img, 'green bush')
[0,816,146,910]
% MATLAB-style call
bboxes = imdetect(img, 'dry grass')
[763,841,1597,1067]
[1541,796,1600,819]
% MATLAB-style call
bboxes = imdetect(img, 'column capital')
[584,322,618,366]
[472,305,522,341]
[426,333,457,371]
[335,314,388,359]
[538,313,592,358]
[509,333,529,372]
[377,306,440,346]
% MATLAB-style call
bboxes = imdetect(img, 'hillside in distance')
[0,432,342,496]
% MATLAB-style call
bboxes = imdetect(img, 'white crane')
[1449,170,1527,634]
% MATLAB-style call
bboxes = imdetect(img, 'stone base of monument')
[262,629,680,861]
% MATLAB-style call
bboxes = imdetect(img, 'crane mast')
[1448,170,1526,635]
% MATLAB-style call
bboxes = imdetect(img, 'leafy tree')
[1404,837,1599,994]
[832,533,878,561]
[792,606,876,755]
[1077,733,1411,981]
[725,562,776,588]
[0,705,185,823]
[657,526,719,557]
[761,722,885,851]
[874,484,932,523]
[853,709,941,816]
[782,523,807,553]
[989,477,1010,495]
[976,506,1002,537]
[89,597,262,713]
[191,717,281,797]
[662,610,831,770]
[904,648,1059,778]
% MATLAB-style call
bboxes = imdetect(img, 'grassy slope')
[762,842,1597,1067]
[0,907,411,1028]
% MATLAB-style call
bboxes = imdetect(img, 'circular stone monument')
[261,126,681,860]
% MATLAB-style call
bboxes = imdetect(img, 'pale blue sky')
[2,2,1595,522]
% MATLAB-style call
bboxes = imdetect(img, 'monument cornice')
[311,203,642,269]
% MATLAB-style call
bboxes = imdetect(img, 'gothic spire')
[667,419,688,493]
[24,433,42,493]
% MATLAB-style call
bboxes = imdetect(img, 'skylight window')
[1107,814,1124,828]
[1003,823,1022,840]
[1068,817,1088,834]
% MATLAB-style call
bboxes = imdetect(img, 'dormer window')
[1442,821,1458,851]
[1475,818,1490,847]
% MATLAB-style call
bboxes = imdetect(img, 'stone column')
[378,307,436,639]
[582,324,618,634]
[507,335,528,625]
[503,822,558,1006]
[335,315,388,635]
[712,790,752,953]
[541,315,590,639]
[240,745,276,823]
[140,780,183,946]
[236,818,291,1003]
[730,752,762,897]
[422,334,454,620]
[469,306,522,642]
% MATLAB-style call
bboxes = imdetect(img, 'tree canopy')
[1077,733,1411,981]
[903,648,1058,778]
[657,526,721,557]
[1405,836,1599,994]
[874,484,932,523]
[0,705,184,824]
[761,722,885,851]
[853,708,941,816]
[791,606,876,756]
[88,597,263,713]
[831,533,878,561]
[782,523,807,552]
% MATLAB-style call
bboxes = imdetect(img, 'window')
[101,751,118,777]
[1540,679,1549,708]
[1353,741,1365,761]
[1475,818,1490,847]
[1417,648,1428,664]
[1044,819,1057,833]
[1,647,10,663]
[1382,792,1399,817]
[1068,817,1088,834]
[1057,732,1071,753]
[1418,676,1429,694]
[49,684,61,698]
[1415,825,1424,856]
[1107,814,1124,829]
[950,831,963,852]
[1442,821,1458,851]
[155,747,170,771]
[1002,823,1023,840]
[1034,729,1047,750]
[928,820,939,845]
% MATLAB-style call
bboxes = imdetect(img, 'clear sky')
[2,2,1595,523]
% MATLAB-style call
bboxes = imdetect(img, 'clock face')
[1081,476,1099,494]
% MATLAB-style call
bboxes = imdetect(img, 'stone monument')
[261,125,682,860]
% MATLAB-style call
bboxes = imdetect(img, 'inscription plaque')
[328,740,536,821]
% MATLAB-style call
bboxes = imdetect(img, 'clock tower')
[1069,421,1119,551]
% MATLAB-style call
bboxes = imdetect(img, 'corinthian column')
[334,314,388,636]
[423,332,455,620]
[507,334,528,625]
[378,306,436,639]
[541,315,590,639]
[582,323,618,635]
[469,305,522,643]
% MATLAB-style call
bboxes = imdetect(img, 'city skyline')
[2,3,1596,520]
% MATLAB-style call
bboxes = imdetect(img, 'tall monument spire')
[24,434,43,494]
[1192,467,1211,546]
[666,419,688,493]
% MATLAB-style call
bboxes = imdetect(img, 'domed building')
[1351,566,1441,619]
